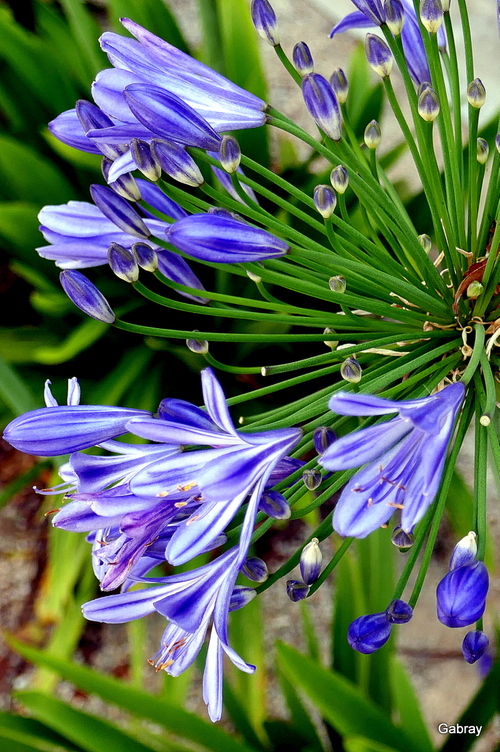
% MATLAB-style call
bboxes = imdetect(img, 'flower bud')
[151,139,204,187]
[302,469,322,491]
[441,0,450,10]
[420,0,444,33]
[384,0,405,35]
[496,133,500,154]
[102,159,141,202]
[385,599,413,624]
[186,333,209,354]
[418,85,440,121]
[365,34,393,77]
[436,560,489,628]
[107,242,139,283]
[132,242,158,272]
[450,532,477,569]
[330,68,349,103]
[476,138,489,164]
[313,426,337,454]
[219,135,241,173]
[259,490,291,519]
[130,138,161,181]
[347,612,392,654]
[417,233,432,253]
[302,73,342,141]
[467,280,484,299]
[467,78,486,108]
[462,631,489,664]
[323,327,339,348]
[391,525,414,550]
[76,100,125,160]
[229,586,257,611]
[329,275,346,293]
[341,357,362,383]
[251,0,280,46]
[90,184,151,239]
[293,42,314,75]
[364,119,381,149]
[242,556,268,583]
[60,270,115,323]
[300,538,322,585]
[314,184,337,218]
[330,165,349,193]
[286,580,310,602]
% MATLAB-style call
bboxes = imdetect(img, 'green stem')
[443,13,464,186]
[274,44,302,85]
[468,108,480,255]
[473,399,487,561]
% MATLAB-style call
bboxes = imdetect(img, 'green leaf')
[0,710,82,752]
[106,0,189,54]
[7,639,258,752]
[344,736,400,752]
[16,692,159,752]
[389,658,433,752]
[0,137,74,205]
[0,355,37,414]
[332,549,367,687]
[43,129,102,170]
[276,643,419,752]
[277,670,325,751]
[0,204,53,273]
[56,0,107,78]
[33,319,110,365]
[300,600,321,663]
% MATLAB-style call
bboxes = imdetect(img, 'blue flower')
[82,547,256,722]
[347,598,412,653]
[329,0,443,85]
[319,382,465,538]
[436,533,489,628]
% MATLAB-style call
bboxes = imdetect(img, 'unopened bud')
[496,133,500,153]
[59,270,115,323]
[90,184,150,239]
[391,525,414,550]
[219,135,241,173]
[246,269,263,283]
[417,233,432,253]
[107,242,139,283]
[293,42,314,75]
[420,0,443,33]
[467,78,486,108]
[385,599,413,624]
[418,85,440,121]
[286,580,310,602]
[151,139,204,187]
[302,468,322,491]
[450,531,477,570]
[259,490,291,519]
[330,68,349,103]
[330,165,349,193]
[476,138,489,164]
[229,586,257,611]
[314,184,337,218]
[302,73,342,141]
[384,0,405,35]
[132,242,158,272]
[251,0,280,45]
[130,138,161,181]
[329,275,347,294]
[365,34,393,77]
[323,327,339,348]
[341,357,362,383]
[466,280,484,299]
[364,120,381,149]
[242,556,268,583]
[186,333,209,354]
[462,630,489,664]
[313,426,337,453]
[300,538,322,584]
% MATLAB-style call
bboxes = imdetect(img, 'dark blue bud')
[130,139,161,181]
[132,242,158,272]
[391,525,414,550]
[436,560,489,628]
[293,42,314,75]
[286,580,310,602]
[302,73,342,141]
[385,599,413,624]
[90,184,151,239]
[302,468,322,490]
[150,138,204,187]
[75,100,125,160]
[365,34,393,77]
[60,270,115,323]
[242,556,268,583]
[229,586,257,611]
[300,538,322,585]
[462,631,489,664]
[313,426,337,454]
[347,612,392,654]
[219,135,241,173]
[259,490,291,519]
[251,0,280,46]
[107,242,139,283]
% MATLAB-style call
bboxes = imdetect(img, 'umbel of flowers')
[4,0,500,720]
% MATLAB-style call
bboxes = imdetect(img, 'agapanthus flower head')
[319,382,465,538]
